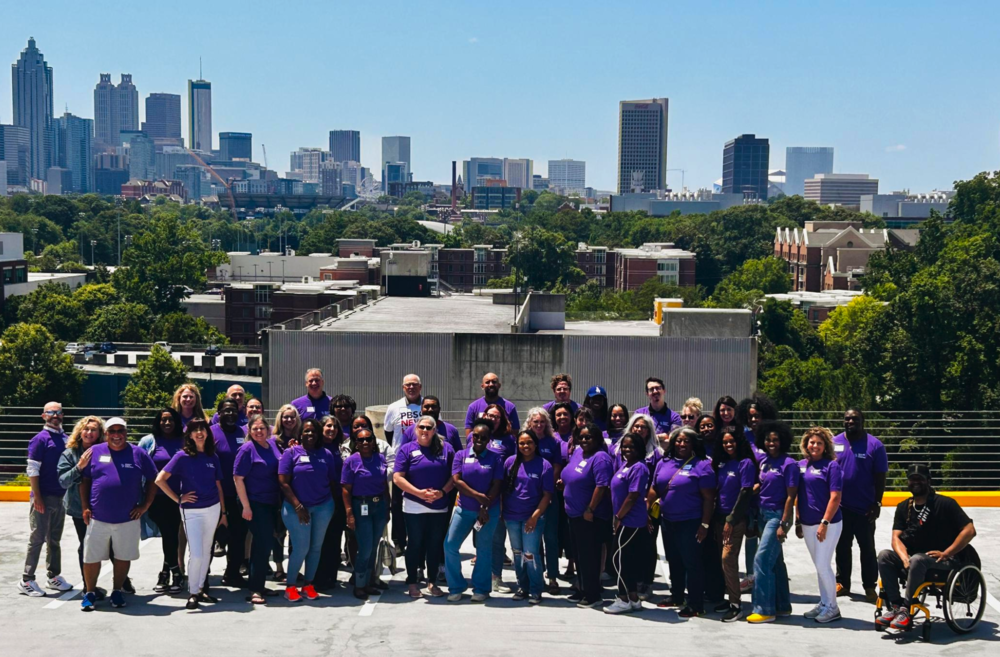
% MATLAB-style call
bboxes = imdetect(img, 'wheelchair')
[874,545,987,641]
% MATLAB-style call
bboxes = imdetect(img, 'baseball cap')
[586,386,607,398]
[906,463,932,481]
[105,417,127,430]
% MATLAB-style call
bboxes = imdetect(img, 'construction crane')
[261,144,269,170]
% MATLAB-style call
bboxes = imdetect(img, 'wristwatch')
[780,520,792,531]
[821,519,830,526]
[700,522,710,529]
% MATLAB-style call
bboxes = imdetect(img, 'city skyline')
[2,1,999,192]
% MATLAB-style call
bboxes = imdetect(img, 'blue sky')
[3,0,998,192]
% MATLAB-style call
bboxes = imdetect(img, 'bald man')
[464,372,520,435]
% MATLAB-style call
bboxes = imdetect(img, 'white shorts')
[83,518,141,563]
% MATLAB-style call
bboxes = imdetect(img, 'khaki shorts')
[83,518,141,563]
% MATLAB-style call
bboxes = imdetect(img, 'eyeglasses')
[647,386,663,393]
[355,436,374,443]
[44,410,64,416]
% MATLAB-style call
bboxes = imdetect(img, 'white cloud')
[468,37,478,44]
[885,144,907,153]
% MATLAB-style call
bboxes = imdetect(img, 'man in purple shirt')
[542,373,580,417]
[290,368,331,421]
[17,402,74,597]
[833,408,888,602]
[635,377,682,442]
[210,385,249,426]
[398,396,463,452]
[465,372,520,435]
[79,418,158,610]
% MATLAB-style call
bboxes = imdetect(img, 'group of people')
[16,371,977,630]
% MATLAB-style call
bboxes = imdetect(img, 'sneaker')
[213,542,227,558]
[679,606,705,618]
[875,604,901,628]
[512,589,528,601]
[776,609,792,617]
[110,590,126,608]
[46,575,73,592]
[723,605,744,623]
[567,590,585,604]
[16,579,46,597]
[637,582,651,601]
[604,598,635,615]
[471,593,489,603]
[631,600,643,612]
[80,591,97,611]
[740,576,754,593]
[284,586,302,602]
[889,608,912,631]
[154,571,170,593]
[172,574,188,594]
[447,593,463,602]
[122,577,135,594]
[577,598,604,609]
[864,587,878,604]
[528,595,542,605]
[804,603,825,619]
[301,585,319,600]
[747,613,775,624]
[715,601,732,613]
[493,577,512,594]
[656,595,683,608]
[816,606,842,623]
[836,582,849,597]
[94,587,107,601]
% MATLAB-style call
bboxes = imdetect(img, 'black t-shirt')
[892,491,973,555]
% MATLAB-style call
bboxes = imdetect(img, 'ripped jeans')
[506,516,547,597]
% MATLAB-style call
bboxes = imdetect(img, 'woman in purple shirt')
[234,414,283,605]
[393,416,456,599]
[341,427,389,600]
[503,430,554,604]
[141,408,185,594]
[694,414,725,610]
[560,422,613,608]
[526,406,567,595]
[269,403,302,583]
[614,413,659,599]
[711,428,757,622]
[314,416,348,591]
[551,402,575,443]
[713,396,739,435]
[603,404,629,446]
[648,426,717,618]
[794,427,844,624]
[444,418,504,602]
[277,418,340,603]
[737,393,778,594]
[605,431,651,615]
[748,420,800,624]
[171,383,209,430]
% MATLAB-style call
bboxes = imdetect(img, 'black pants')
[557,492,575,563]
[147,495,182,571]
[403,512,449,585]
[701,515,725,602]
[877,549,959,605]
[614,525,652,597]
[313,494,347,589]
[391,486,407,550]
[246,501,277,594]
[836,507,878,591]
[224,494,249,581]
[569,515,609,602]
[662,517,705,611]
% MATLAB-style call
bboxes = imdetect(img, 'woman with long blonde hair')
[172,383,208,430]
[57,417,107,595]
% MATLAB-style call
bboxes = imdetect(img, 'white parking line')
[45,538,154,610]
[986,591,1000,616]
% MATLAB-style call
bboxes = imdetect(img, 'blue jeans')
[491,517,507,578]
[752,508,790,616]
[282,498,335,584]
[661,516,705,612]
[445,505,500,595]
[352,496,388,589]
[506,516,546,597]
[542,503,560,580]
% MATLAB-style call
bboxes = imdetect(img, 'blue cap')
[586,386,607,398]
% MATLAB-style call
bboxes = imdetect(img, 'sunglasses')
[44,410,64,416]
[680,414,695,420]
[417,425,436,431]
[355,436,375,443]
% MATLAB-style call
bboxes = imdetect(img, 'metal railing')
[2,408,999,489]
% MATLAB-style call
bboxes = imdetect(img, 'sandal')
[408,585,424,599]
[427,586,446,598]
[198,591,219,603]
[186,595,199,610]
[247,592,267,605]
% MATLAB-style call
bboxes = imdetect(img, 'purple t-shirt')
[612,441,661,478]
[465,397,520,432]
[543,399,580,417]
[398,420,463,452]
[716,457,756,515]
[28,428,67,497]
[84,443,157,523]
[502,456,554,522]
[653,457,717,522]
[554,428,574,443]
[278,445,341,508]
[210,410,249,427]
[833,432,888,514]
[537,435,567,468]
[211,423,247,498]
[341,452,388,498]
[234,438,283,505]
[163,450,222,510]
[757,454,801,511]
[745,429,766,462]
[636,405,682,436]
[452,447,504,511]
[604,429,625,445]
[611,462,650,528]
[561,449,613,519]
[393,441,455,511]
[470,433,517,462]
[798,458,843,526]
[291,393,331,421]
[150,436,184,496]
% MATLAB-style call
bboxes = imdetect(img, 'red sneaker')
[284,586,302,603]
[875,605,900,627]
[890,609,912,631]
[301,585,319,600]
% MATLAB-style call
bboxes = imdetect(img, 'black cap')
[906,463,932,481]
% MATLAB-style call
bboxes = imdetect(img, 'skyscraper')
[548,159,586,194]
[143,93,182,141]
[502,158,533,190]
[0,124,31,187]
[784,146,834,197]
[12,38,54,180]
[289,147,327,183]
[219,132,252,161]
[122,131,155,180]
[381,136,411,188]
[53,112,94,193]
[617,98,668,194]
[722,134,770,200]
[187,79,212,152]
[94,74,114,148]
[94,74,139,150]
[330,130,360,163]
[462,157,503,192]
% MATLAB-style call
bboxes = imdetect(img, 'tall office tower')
[0,124,31,187]
[462,157,503,192]
[329,130,361,163]
[289,147,328,183]
[617,98,668,194]
[381,136,411,187]
[187,79,212,152]
[219,132,252,161]
[784,146,834,197]
[320,161,343,196]
[12,38,54,180]
[338,160,363,188]
[121,131,155,180]
[143,93,182,140]
[94,74,114,148]
[722,133,770,200]
[95,74,139,149]
[502,158,533,190]
[548,159,586,194]
[53,112,94,193]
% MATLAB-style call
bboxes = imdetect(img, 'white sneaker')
[803,603,825,619]
[16,580,46,597]
[47,575,73,592]
[631,600,644,612]
[471,593,489,603]
[604,598,635,615]
[816,606,842,623]
[492,577,512,594]
[447,593,463,602]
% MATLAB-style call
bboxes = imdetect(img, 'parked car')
[99,342,118,354]
[153,341,172,353]
[204,344,222,357]
[64,343,82,354]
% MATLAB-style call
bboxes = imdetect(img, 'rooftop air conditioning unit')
[302,276,313,284]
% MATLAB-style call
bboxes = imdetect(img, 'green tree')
[121,345,191,409]
[0,323,86,407]
[72,283,122,319]
[507,227,582,290]
[17,292,86,341]
[151,312,228,344]
[85,302,152,342]
[709,256,792,308]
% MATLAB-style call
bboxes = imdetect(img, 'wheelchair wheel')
[943,564,986,634]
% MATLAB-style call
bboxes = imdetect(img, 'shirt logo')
[727,471,737,478]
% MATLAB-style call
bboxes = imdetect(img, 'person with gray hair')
[385,373,423,557]
[291,368,330,420]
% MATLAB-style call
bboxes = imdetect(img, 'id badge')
[99,454,112,463]
[361,504,369,517]
[473,520,483,532]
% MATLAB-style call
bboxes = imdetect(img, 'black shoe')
[186,595,199,610]
[154,570,170,593]
[212,542,227,558]
[168,570,184,594]
[678,605,705,618]
[94,587,107,601]
[353,588,368,600]
[198,590,219,604]
[121,577,135,594]
[567,590,585,604]
[722,605,744,623]
[239,561,249,577]
[714,601,731,613]
[222,574,249,588]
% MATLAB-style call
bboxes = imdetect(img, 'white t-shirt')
[384,397,421,448]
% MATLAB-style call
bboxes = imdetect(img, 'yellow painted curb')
[0,486,30,502]
[882,491,1000,507]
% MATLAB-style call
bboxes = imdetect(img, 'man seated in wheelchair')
[875,464,976,631]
